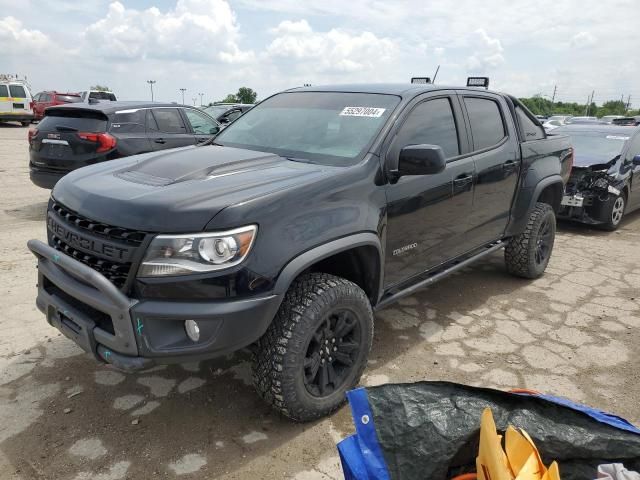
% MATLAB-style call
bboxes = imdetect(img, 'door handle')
[196,138,208,143]
[503,160,518,172]
[454,174,473,186]
[154,138,166,144]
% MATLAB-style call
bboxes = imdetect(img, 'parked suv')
[28,83,572,421]
[29,102,221,189]
[0,79,33,125]
[32,91,82,121]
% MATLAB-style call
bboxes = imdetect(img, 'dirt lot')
[1,123,639,479]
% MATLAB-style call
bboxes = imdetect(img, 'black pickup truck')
[28,83,572,421]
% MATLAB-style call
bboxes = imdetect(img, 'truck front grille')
[48,200,148,290]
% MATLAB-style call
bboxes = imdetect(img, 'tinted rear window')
[0,85,8,97]
[57,95,82,103]
[111,110,145,133]
[38,110,108,132]
[464,97,506,150]
[151,108,187,134]
[9,85,27,98]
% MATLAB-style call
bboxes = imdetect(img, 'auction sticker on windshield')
[340,107,386,118]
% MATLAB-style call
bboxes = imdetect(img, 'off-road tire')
[252,273,373,422]
[599,192,626,231]
[505,202,556,279]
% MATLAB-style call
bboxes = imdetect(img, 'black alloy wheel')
[303,309,361,397]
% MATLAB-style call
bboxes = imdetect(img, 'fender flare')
[528,174,564,213]
[273,232,383,299]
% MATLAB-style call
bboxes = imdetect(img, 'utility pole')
[551,85,557,103]
[179,88,186,105]
[192,97,197,106]
[147,80,156,101]
[626,95,631,113]
[198,92,204,106]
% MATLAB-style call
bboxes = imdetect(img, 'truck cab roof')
[291,83,505,97]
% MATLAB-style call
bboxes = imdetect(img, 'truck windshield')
[215,91,400,165]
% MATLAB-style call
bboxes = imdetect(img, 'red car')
[32,91,82,121]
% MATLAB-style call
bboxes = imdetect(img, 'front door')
[623,130,640,209]
[384,94,475,287]
[146,108,196,150]
[182,108,220,145]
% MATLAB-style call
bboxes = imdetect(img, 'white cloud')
[466,29,505,72]
[83,0,254,64]
[269,19,312,35]
[569,31,597,48]
[266,20,397,74]
[0,16,50,53]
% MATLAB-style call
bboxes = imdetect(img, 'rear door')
[182,108,220,144]
[384,92,476,287]
[8,83,31,116]
[458,93,521,245]
[30,108,110,172]
[146,108,195,150]
[109,109,152,155]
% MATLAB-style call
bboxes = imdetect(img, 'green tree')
[235,87,257,104]
[220,94,237,103]
[90,85,110,91]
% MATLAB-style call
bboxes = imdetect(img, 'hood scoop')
[114,170,173,186]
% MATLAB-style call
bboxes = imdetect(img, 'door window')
[392,97,460,158]
[464,97,507,150]
[184,109,219,134]
[624,132,640,164]
[9,85,27,98]
[0,85,8,97]
[150,108,187,134]
[514,103,545,141]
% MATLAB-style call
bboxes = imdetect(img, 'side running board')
[375,240,506,310]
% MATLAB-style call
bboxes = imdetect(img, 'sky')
[2,0,639,107]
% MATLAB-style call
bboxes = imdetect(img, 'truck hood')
[52,145,331,232]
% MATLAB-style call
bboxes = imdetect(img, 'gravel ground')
[1,123,639,479]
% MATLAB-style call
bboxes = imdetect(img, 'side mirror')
[397,144,446,177]
[633,154,640,166]
[219,117,230,124]
[210,126,220,135]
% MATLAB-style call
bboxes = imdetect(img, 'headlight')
[137,225,257,277]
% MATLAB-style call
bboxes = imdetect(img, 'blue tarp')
[337,382,640,480]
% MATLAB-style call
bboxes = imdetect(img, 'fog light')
[184,320,200,342]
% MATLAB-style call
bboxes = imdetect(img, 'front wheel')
[252,273,373,422]
[505,202,556,279]
[21,121,30,127]
[599,193,626,231]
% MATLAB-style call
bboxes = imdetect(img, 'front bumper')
[28,239,282,371]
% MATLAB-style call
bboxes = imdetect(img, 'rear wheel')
[505,202,556,279]
[252,273,373,422]
[21,121,29,127]
[599,193,626,231]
